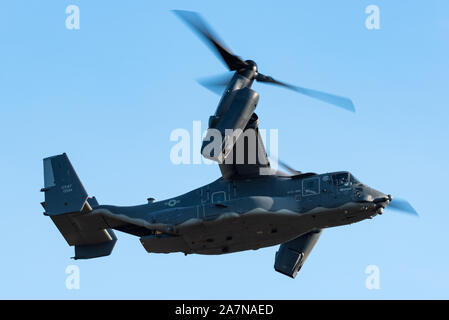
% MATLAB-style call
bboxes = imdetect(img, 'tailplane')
[41,153,117,259]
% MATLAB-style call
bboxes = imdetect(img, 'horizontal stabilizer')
[73,229,117,260]
[41,153,117,259]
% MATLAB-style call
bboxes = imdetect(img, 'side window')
[211,191,226,203]
[302,178,320,196]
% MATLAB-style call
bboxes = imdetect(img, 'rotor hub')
[244,60,258,72]
[238,60,258,80]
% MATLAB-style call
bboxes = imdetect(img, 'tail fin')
[42,153,89,215]
[41,153,117,259]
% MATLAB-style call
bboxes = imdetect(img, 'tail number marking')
[61,184,73,193]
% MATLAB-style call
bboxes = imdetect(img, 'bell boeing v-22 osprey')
[41,11,417,278]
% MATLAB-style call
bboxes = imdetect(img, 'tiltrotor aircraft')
[41,11,417,278]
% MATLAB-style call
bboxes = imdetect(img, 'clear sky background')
[1,0,448,299]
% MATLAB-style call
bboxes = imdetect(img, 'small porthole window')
[212,191,226,203]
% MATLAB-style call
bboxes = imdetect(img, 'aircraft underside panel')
[135,199,377,256]
[184,212,311,255]
[139,210,317,255]
[140,234,190,253]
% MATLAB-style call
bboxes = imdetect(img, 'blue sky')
[1,0,448,299]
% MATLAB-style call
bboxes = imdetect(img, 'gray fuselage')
[93,171,388,255]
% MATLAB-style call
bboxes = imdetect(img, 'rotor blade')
[197,73,234,95]
[387,198,419,216]
[269,157,302,175]
[278,160,301,175]
[172,10,247,71]
[256,74,355,112]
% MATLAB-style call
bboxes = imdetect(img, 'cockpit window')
[332,173,360,187]
[350,175,360,184]
[332,173,350,187]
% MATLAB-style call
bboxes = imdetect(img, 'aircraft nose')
[355,186,391,211]
[355,185,385,201]
[355,185,418,216]
[373,193,392,208]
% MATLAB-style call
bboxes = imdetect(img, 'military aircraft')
[41,10,417,278]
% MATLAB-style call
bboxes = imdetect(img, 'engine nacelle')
[274,230,322,278]
[201,87,259,163]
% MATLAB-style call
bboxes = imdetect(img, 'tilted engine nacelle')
[201,87,259,163]
[274,230,322,278]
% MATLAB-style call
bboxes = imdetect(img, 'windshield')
[333,173,350,187]
[332,173,360,186]
[350,174,360,184]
